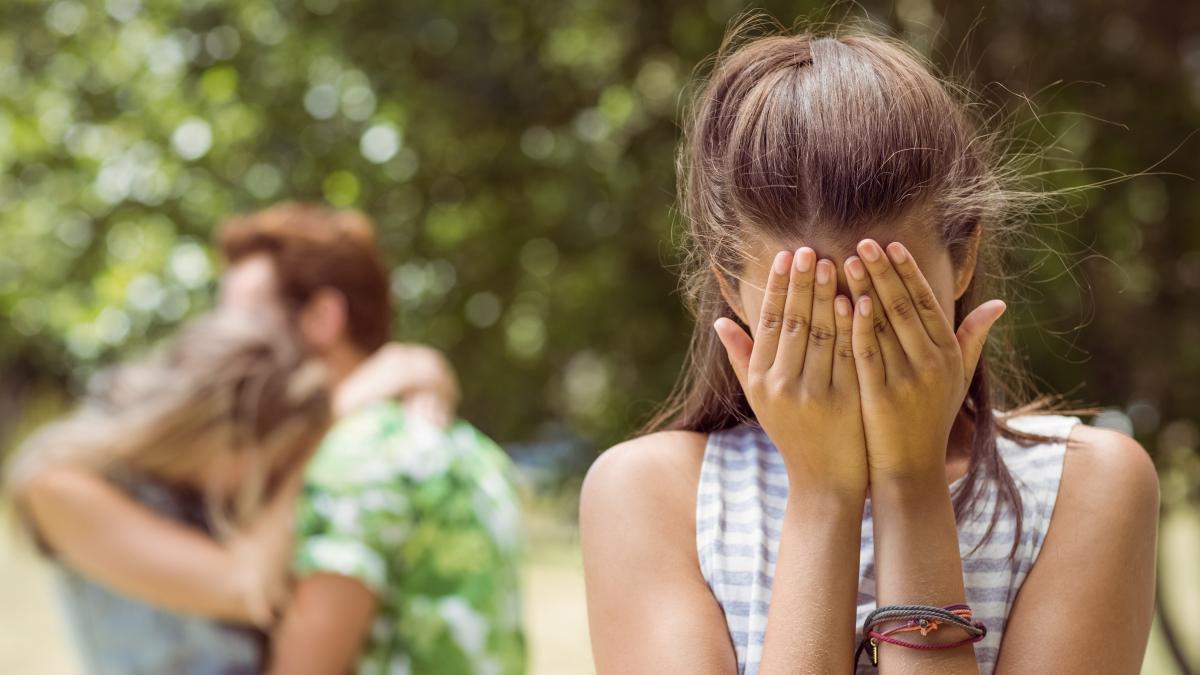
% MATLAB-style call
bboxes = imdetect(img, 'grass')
[0,495,1194,674]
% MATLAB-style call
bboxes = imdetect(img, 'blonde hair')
[6,311,331,541]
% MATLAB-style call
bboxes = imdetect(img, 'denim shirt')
[53,475,266,675]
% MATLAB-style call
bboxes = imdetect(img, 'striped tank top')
[696,414,1080,675]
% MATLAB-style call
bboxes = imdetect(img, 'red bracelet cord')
[868,629,985,652]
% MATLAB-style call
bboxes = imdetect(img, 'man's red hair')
[217,202,392,353]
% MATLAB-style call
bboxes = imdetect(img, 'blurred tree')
[3,1,1198,671]
[0,0,1197,477]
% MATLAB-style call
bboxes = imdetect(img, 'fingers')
[405,392,453,429]
[772,247,817,377]
[856,239,932,359]
[852,294,885,392]
[832,294,857,392]
[885,242,956,349]
[714,317,753,391]
[843,255,904,373]
[748,251,794,374]
[956,299,1006,389]
[800,259,837,388]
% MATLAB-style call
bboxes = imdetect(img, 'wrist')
[869,472,954,522]
[869,457,947,494]
[784,481,866,521]
[785,464,868,505]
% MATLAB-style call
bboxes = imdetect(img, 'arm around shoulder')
[996,424,1159,674]
[581,431,737,675]
[267,573,379,675]
[18,466,259,623]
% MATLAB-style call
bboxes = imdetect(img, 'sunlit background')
[1,0,1197,673]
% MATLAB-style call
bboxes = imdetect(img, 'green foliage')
[1,0,1197,475]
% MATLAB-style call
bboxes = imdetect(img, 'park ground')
[1,496,1197,674]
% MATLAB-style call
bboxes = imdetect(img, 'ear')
[711,264,748,326]
[298,288,349,350]
[952,226,983,300]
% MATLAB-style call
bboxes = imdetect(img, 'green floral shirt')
[294,401,527,675]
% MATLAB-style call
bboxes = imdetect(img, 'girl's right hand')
[714,248,868,499]
[228,466,306,628]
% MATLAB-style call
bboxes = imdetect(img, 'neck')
[322,342,368,389]
[944,408,976,483]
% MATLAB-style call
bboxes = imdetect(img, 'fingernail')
[858,296,871,316]
[795,248,813,273]
[887,242,907,263]
[835,296,851,317]
[846,257,865,281]
[773,251,790,275]
[859,240,881,262]
[816,260,831,284]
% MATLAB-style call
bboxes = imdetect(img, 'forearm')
[333,344,457,418]
[24,469,259,624]
[759,488,864,675]
[870,475,979,674]
[267,573,377,675]
[78,535,256,623]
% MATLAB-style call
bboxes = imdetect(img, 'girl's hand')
[843,239,1006,486]
[334,343,459,428]
[228,466,305,628]
[715,248,868,498]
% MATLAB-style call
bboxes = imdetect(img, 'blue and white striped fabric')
[696,414,1081,675]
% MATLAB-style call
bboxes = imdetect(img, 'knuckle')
[895,374,920,395]
[914,291,940,314]
[836,339,855,360]
[872,316,890,337]
[789,277,814,295]
[746,372,766,391]
[856,343,879,361]
[765,377,789,397]
[759,311,782,333]
[808,323,834,346]
[911,355,937,376]
[782,314,810,336]
[889,297,914,318]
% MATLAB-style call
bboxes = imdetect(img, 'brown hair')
[650,23,1084,547]
[217,202,393,353]
[7,312,331,541]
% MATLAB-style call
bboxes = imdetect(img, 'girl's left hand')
[334,343,460,428]
[842,239,1006,487]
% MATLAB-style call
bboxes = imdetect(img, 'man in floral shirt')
[293,400,526,675]
[217,203,526,674]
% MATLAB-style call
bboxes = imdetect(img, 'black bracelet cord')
[853,604,987,667]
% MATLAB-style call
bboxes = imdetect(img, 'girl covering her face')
[582,19,1157,675]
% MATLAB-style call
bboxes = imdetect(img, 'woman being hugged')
[6,312,330,674]
[581,22,1158,675]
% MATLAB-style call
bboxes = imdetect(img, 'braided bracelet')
[854,604,987,667]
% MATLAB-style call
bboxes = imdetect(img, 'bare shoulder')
[580,430,709,572]
[997,427,1158,672]
[580,430,708,527]
[21,464,110,512]
[1061,423,1159,517]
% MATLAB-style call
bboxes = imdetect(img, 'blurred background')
[0,0,1197,673]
